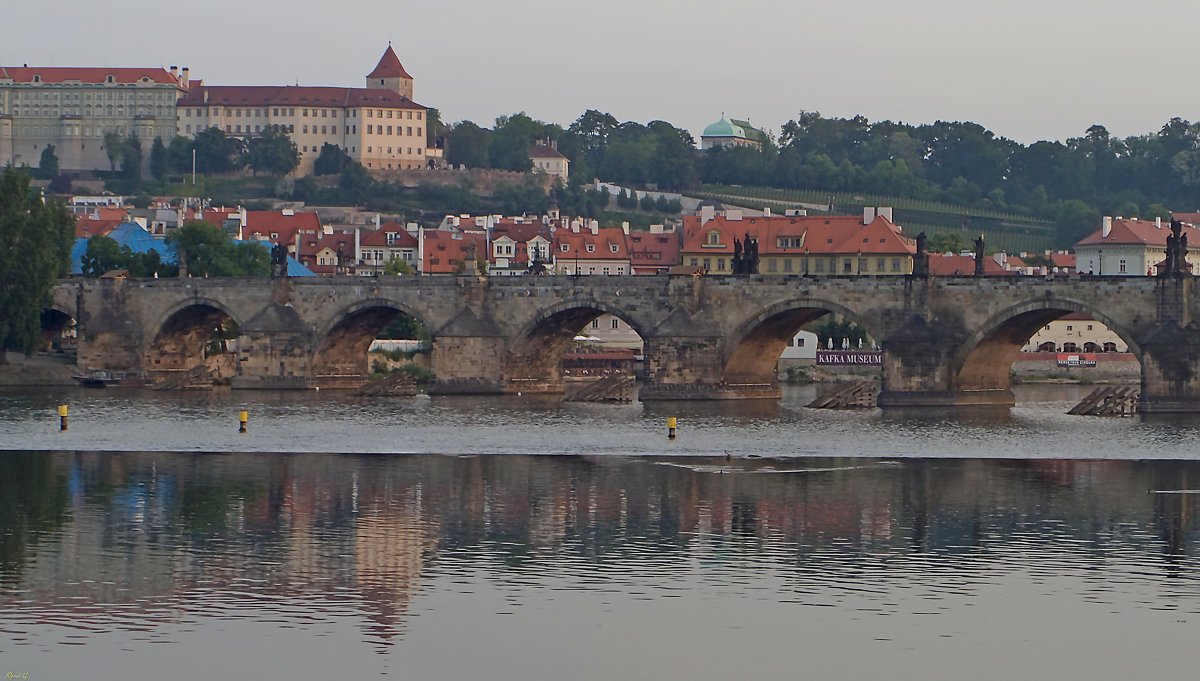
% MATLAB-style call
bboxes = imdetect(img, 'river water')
[2,385,1199,680]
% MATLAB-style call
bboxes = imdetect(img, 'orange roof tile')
[1075,218,1195,248]
[553,227,630,261]
[179,85,424,109]
[423,230,486,274]
[366,46,413,80]
[0,66,179,85]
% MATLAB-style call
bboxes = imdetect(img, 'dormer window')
[609,243,619,253]
[32,75,41,83]
[105,75,115,83]
[586,244,595,253]
[707,230,720,245]
[560,244,569,252]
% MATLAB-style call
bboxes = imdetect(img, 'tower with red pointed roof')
[366,45,414,100]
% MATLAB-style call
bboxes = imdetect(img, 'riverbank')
[0,353,76,387]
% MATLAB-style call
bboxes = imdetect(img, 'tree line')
[445,110,1200,245]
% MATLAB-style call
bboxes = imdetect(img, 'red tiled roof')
[179,85,424,110]
[244,211,322,245]
[927,254,1014,276]
[682,214,915,257]
[0,66,179,85]
[628,230,681,273]
[366,46,413,80]
[553,226,630,261]
[359,222,418,248]
[1075,218,1198,247]
[1172,212,1200,224]
[423,230,487,274]
[75,217,123,238]
[1049,252,1075,269]
[529,144,566,159]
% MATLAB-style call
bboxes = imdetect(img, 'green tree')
[246,125,299,176]
[313,143,350,176]
[80,235,128,276]
[38,145,59,180]
[191,127,244,174]
[446,120,492,168]
[166,136,195,175]
[639,193,656,211]
[166,220,268,277]
[0,169,75,357]
[384,258,414,275]
[149,137,168,180]
[339,161,373,196]
[119,136,143,182]
[103,132,125,172]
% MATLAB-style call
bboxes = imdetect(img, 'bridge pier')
[639,335,782,400]
[1138,322,1200,413]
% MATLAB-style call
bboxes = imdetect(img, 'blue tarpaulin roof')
[70,222,316,277]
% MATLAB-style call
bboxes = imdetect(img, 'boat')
[71,370,122,387]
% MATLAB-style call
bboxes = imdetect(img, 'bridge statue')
[912,232,930,278]
[973,235,986,276]
[1163,219,1188,277]
[270,243,288,279]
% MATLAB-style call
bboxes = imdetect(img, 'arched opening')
[724,303,880,387]
[957,303,1140,396]
[147,303,240,387]
[505,305,645,395]
[39,308,76,356]
[312,304,431,389]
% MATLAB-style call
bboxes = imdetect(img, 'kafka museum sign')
[816,351,883,366]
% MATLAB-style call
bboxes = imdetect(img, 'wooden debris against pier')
[808,380,878,409]
[565,375,636,402]
[153,365,214,390]
[1067,386,1139,416]
[356,372,419,397]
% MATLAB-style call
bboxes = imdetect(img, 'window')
[1087,324,1094,331]
[876,258,885,272]
[768,259,778,272]
[1066,325,1073,331]
[717,259,725,271]
[609,243,618,253]
[1119,259,1127,273]
[561,244,569,253]
[892,258,901,272]
[611,318,619,329]
[585,244,595,252]
[591,319,599,329]
[706,230,720,245]
[783,259,793,272]
[815,259,826,273]
[367,125,373,134]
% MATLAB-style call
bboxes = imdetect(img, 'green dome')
[702,115,745,138]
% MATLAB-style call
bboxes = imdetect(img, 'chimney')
[169,66,178,79]
[182,67,190,85]
[726,210,742,221]
[203,89,208,104]
[763,207,771,217]
[863,207,876,225]
[354,226,361,264]
[571,220,580,234]
[1102,216,1112,238]
[878,207,893,222]
[621,221,630,235]
[1156,216,1163,229]
[589,219,599,235]
[700,204,716,226]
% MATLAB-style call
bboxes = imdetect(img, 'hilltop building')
[178,46,436,175]
[700,114,767,150]
[0,65,186,171]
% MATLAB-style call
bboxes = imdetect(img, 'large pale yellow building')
[0,65,184,171]
[177,47,434,175]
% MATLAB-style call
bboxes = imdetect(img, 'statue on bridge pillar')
[973,234,986,275]
[747,233,760,274]
[1162,219,1187,277]
[270,243,289,279]
[912,232,930,278]
[732,235,744,274]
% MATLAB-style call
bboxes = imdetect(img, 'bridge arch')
[722,297,883,384]
[952,298,1141,392]
[503,300,649,393]
[145,297,245,380]
[39,305,76,353]
[311,298,433,384]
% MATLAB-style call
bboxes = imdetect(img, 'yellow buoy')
[667,416,677,440]
[58,404,69,431]
[239,410,249,433]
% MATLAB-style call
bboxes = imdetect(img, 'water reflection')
[2,452,1199,671]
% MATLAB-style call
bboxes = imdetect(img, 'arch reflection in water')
[2,451,1199,680]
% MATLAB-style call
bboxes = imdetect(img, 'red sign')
[816,351,882,366]
[1056,353,1098,367]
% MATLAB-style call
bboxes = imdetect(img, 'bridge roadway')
[47,272,1200,412]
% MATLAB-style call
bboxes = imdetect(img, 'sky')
[6,0,1200,144]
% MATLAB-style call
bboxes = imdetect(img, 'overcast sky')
[7,0,1200,144]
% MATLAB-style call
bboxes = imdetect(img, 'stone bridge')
[46,273,1200,412]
